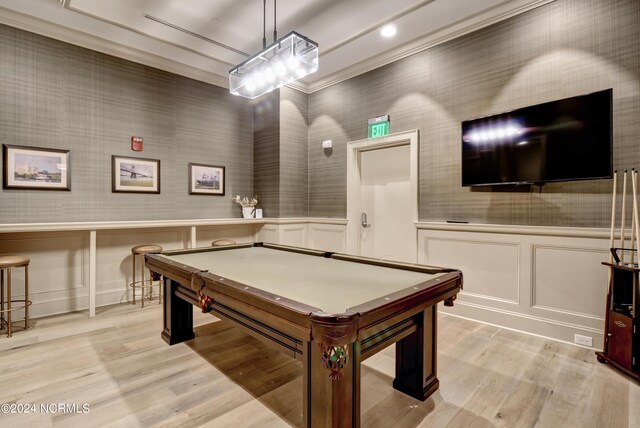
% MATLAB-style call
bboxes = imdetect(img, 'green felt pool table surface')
[164,246,447,314]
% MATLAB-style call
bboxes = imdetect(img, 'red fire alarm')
[131,136,143,151]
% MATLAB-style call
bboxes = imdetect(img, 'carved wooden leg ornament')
[311,313,359,380]
[319,342,348,380]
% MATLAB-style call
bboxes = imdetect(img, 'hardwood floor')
[0,303,638,427]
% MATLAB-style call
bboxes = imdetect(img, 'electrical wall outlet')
[574,334,593,347]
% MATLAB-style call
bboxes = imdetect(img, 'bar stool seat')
[0,256,29,268]
[211,239,237,246]
[132,244,163,254]
[0,255,31,338]
[130,244,163,307]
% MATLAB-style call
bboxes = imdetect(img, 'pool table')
[146,242,462,427]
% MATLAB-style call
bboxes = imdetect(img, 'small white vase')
[242,207,255,219]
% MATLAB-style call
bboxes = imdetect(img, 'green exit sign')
[368,115,390,138]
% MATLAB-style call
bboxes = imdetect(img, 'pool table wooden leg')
[161,278,195,345]
[304,339,360,427]
[393,305,439,401]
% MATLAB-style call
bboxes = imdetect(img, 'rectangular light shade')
[229,31,319,99]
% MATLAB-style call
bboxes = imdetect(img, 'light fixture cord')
[273,0,277,42]
[262,0,267,48]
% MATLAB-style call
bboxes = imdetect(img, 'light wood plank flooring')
[0,303,638,427]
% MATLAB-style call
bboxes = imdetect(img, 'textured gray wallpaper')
[0,24,254,223]
[308,0,640,227]
[279,87,309,217]
[253,92,280,218]
[253,87,309,218]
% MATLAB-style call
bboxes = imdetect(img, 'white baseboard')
[442,300,603,351]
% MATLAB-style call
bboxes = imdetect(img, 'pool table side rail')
[156,242,254,257]
[261,242,333,257]
[159,242,332,258]
[350,271,462,326]
[331,252,460,275]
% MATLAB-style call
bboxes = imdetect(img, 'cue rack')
[596,169,640,381]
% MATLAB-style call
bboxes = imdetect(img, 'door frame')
[346,129,419,262]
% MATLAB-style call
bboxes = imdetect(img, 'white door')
[359,144,413,262]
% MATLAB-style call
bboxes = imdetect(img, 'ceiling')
[0,0,552,93]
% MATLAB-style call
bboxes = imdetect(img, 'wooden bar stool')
[211,239,237,246]
[0,255,31,338]
[130,244,163,308]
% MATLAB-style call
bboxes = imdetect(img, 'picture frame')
[112,155,160,194]
[2,144,71,191]
[188,163,225,196]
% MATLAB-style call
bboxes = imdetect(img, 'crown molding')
[307,0,556,93]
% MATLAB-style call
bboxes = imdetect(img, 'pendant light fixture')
[229,0,319,99]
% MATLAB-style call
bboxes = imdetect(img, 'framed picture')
[112,155,160,194]
[2,144,71,190]
[188,163,225,195]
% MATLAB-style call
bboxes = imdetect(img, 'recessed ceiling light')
[381,25,397,38]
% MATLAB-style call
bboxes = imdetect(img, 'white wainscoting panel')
[256,222,309,247]
[257,224,281,244]
[280,224,307,247]
[422,236,520,304]
[308,223,347,253]
[531,242,608,319]
[417,223,611,349]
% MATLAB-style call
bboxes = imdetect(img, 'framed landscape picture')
[112,155,160,194]
[189,163,225,195]
[3,144,71,190]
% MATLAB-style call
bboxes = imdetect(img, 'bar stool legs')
[0,269,10,337]
[0,256,31,338]
[0,269,4,331]
[130,245,163,308]
[132,252,136,306]
[24,265,29,329]
[6,269,10,337]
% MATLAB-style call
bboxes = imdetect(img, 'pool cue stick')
[620,170,628,262]
[603,170,618,354]
[631,171,636,264]
[631,171,640,261]
[602,169,618,355]
[609,169,618,264]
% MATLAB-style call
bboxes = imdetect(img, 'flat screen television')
[461,89,612,186]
